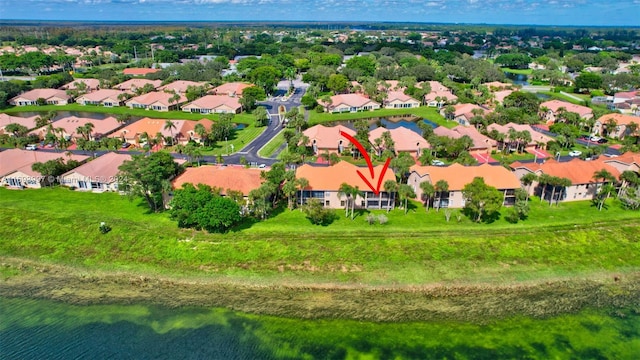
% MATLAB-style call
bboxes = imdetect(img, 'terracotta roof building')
[122,68,161,76]
[76,89,126,107]
[408,163,521,208]
[295,161,396,210]
[60,152,132,192]
[211,82,254,97]
[113,79,162,92]
[110,118,211,146]
[172,165,264,196]
[486,122,554,150]
[594,113,640,139]
[9,89,71,106]
[369,127,430,156]
[384,91,420,109]
[158,80,209,94]
[125,91,187,112]
[540,100,593,124]
[319,93,381,113]
[303,124,356,155]
[433,125,496,154]
[510,158,620,203]
[441,103,488,126]
[423,81,458,108]
[0,114,39,134]
[30,116,122,141]
[61,78,101,91]
[181,95,242,114]
[0,149,88,189]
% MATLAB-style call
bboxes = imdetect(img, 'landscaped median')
[1,188,639,321]
[257,130,286,158]
[308,106,458,129]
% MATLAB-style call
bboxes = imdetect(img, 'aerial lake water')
[2,296,638,359]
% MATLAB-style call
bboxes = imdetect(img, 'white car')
[258,164,267,168]
[25,144,37,151]
[568,150,582,157]
[431,160,445,166]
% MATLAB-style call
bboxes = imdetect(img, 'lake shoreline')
[2,257,639,323]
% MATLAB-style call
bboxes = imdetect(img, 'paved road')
[521,85,551,92]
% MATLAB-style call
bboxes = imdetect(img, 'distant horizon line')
[0,19,639,29]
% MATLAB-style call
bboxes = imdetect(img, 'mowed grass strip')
[0,188,638,285]
[308,106,457,128]
[257,130,285,158]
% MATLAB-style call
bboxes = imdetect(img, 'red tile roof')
[597,113,640,126]
[182,95,241,111]
[211,82,254,96]
[410,163,521,190]
[296,161,396,191]
[0,114,38,131]
[303,125,356,150]
[511,158,620,185]
[122,68,160,76]
[172,165,264,195]
[62,152,132,180]
[369,127,430,152]
[540,100,593,117]
[0,149,88,177]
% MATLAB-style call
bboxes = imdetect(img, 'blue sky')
[1,0,639,26]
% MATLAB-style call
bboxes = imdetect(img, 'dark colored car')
[121,142,131,149]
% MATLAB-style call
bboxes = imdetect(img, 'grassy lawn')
[501,68,533,75]
[1,187,638,286]
[538,91,587,105]
[308,106,457,129]
[1,104,257,124]
[257,130,285,158]
[199,124,265,156]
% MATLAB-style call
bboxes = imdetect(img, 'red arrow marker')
[339,130,392,195]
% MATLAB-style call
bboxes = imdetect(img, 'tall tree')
[338,182,354,218]
[434,179,449,212]
[420,181,435,212]
[383,180,398,213]
[462,177,503,222]
[398,184,416,215]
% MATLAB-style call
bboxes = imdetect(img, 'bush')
[377,214,388,225]
[505,208,521,224]
[366,213,377,225]
[302,198,338,225]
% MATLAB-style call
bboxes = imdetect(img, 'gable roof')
[61,78,101,90]
[386,91,419,103]
[410,163,521,190]
[424,81,458,102]
[158,80,209,93]
[486,122,554,144]
[76,89,125,102]
[211,82,254,96]
[433,125,496,149]
[0,113,38,130]
[30,116,122,138]
[451,103,487,120]
[126,91,187,107]
[113,79,162,91]
[327,93,380,108]
[62,152,132,180]
[182,95,241,110]
[0,148,88,178]
[296,161,396,191]
[369,127,430,152]
[511,158,621,185]
[596,113,640,126]
[10,89,70,102]
[172,165,264,196]
[122,68,160,76]
[540,100,593,117]
[303,124,356,149]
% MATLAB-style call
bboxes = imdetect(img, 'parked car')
[121,142,131,149]
[25,144,37,151]
[597,138,608,144]
[258,164,267,168]
[431,160,445,166]
[569,150,582,157]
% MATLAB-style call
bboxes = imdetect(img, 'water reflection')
[326,114,439,135]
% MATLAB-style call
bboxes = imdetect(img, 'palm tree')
[618,170,639,197]
[296,178,309,210]
[338,183,353,218]
[443,105,455,121]
[398,184,416,215]
[164,120,177,146]
[521,172,538,202]
[349,186,363,220]
[383,180,398,213]
[169,93,181,110]
[554,177,572,206]
[593,169,615,195]
[193,123,207,144]
[83,122,95,141]
[431,180,448,212]
[420,181,435,212]
[597,183,616,211]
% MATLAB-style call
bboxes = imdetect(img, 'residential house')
[441,103,488,126]
[433,125,496,154]
[593,113,640,139]
[113,79,162,92]
[384,91,420,109]
[122,68,160,76]
[423,81,458,107]
[0,114,38,134]
[9,89,71,106]
[612,91,640,115]
[60,152,132,192]
[482,81,514,91]
[510,158,620,202]
[76,89,126,107]
[540,100,593,124]
[303,124,356,155]
[158,80,209,94]
[210,82,254,97]
[172,165,264,198]
[109,118,202,146]
[60,78,101,92]
[295,162,396,209]
[319,93,381,113]
[408,163,522,208]
[181,95,242,114]
[0,149,88,189]
[486,122,554,151]
[489,89,515,107]
[125,91,187,112]
[30,116,122,141]
[369,126,430,156]
[599,152,640,174]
